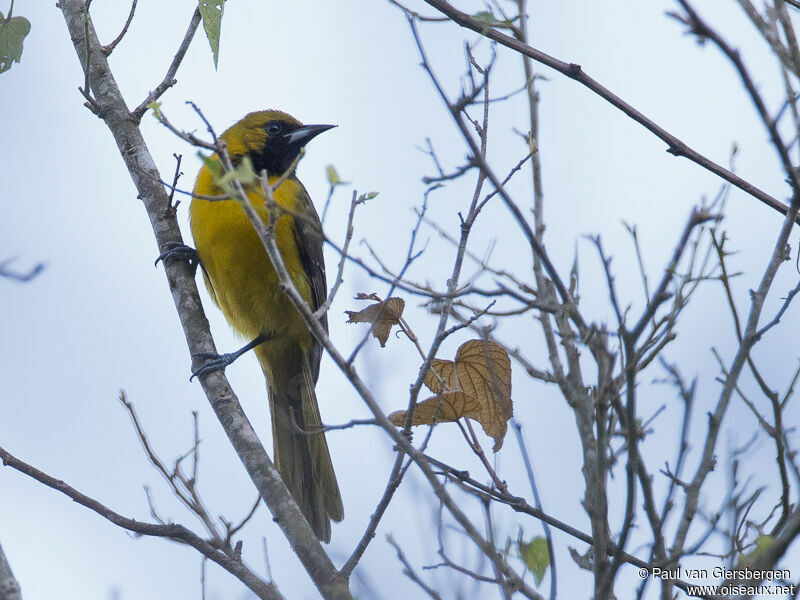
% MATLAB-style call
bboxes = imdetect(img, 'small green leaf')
[217,155,256,196]
[148,101,163,119]
[753,534,774,554]
[740,534,774,565]
[198,0,224,69]
[518,537,549,585]
[326,165,342,185]
[198,152,224,180]
[0,11,31,74]
[472,10,515,29]
[357,191,379,203]
[325,165,350,187]
[472,10,499,24]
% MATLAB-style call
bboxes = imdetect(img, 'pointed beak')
[284,123,336,146]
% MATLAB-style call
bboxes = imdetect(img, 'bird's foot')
[190,351,238,381]
[189,334,269,381]
[155,242,199,271]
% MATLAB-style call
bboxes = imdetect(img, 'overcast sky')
[2,1,799,599]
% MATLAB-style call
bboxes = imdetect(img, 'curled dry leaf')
[389,339,513,451]
[391,390,482,426]
[345,295,405,347]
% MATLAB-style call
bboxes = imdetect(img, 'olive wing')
[292,182,328,383]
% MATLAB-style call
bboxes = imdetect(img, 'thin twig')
[387,536,443,600]
[673,0,799,194]
[101,0,137,55]
[130,8,201,122]
[0,258,45,282]
[0,445,279,600]
[420,0,795,220]
[315,191,358,319]
[512,420,557,600]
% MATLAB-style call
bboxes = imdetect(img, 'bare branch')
[58,4,349,597]
[0,446,280,600]
[130,8,201,122]
[674,0,799,193]
[101,0,137,56]
[387,536,443,600]
[315,190,359,319]
[420,0,796,220]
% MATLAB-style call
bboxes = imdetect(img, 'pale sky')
[2,1,799,599]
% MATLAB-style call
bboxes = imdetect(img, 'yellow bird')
[189,110,343,542]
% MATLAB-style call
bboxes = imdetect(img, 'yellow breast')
[189,167,313,346]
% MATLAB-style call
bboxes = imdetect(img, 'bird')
[189,110,343,542]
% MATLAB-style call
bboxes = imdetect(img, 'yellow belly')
[189,172,314,353]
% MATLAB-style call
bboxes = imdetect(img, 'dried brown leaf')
[394,339,513,451]
[454,340,512,450]
[422,359,454,394]
[353,292,381,301]
[389,391,481,427]
[345,297,405,347]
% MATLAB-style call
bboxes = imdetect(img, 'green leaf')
[198,152,223,180]
[217,155,256,196]
[148,101,163,119]
[0,11,31,74]
[740,534,774,565]
[357,191,379,203]
[753,534,774,554]
[325,165,350,187]
[472,10,515,29]
[518,536,549,585]
[326,165,342,185]
[472,10,499,25]
[198,0,224,69]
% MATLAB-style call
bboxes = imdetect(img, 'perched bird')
[189,110,343,542]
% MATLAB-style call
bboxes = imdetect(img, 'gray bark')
[0,543,21,600]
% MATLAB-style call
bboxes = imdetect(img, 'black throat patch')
[250,128,302,177]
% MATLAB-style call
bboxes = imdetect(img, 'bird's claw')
[155,242,199,269]
[190,351,236,381]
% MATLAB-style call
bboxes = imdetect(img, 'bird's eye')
[265,122,283,135]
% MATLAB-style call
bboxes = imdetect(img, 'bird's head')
[220,110,335,176]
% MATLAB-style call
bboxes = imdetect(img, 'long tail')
[259,345,343,542]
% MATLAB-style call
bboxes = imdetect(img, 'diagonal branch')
[670,200,800,556]
[130,8,201,122]
[0,445,280,600]
[673,0,799,195]
[101,0,137,56]
[210,116,545,600]
[420,0,795,220]
[58,3,349,599]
